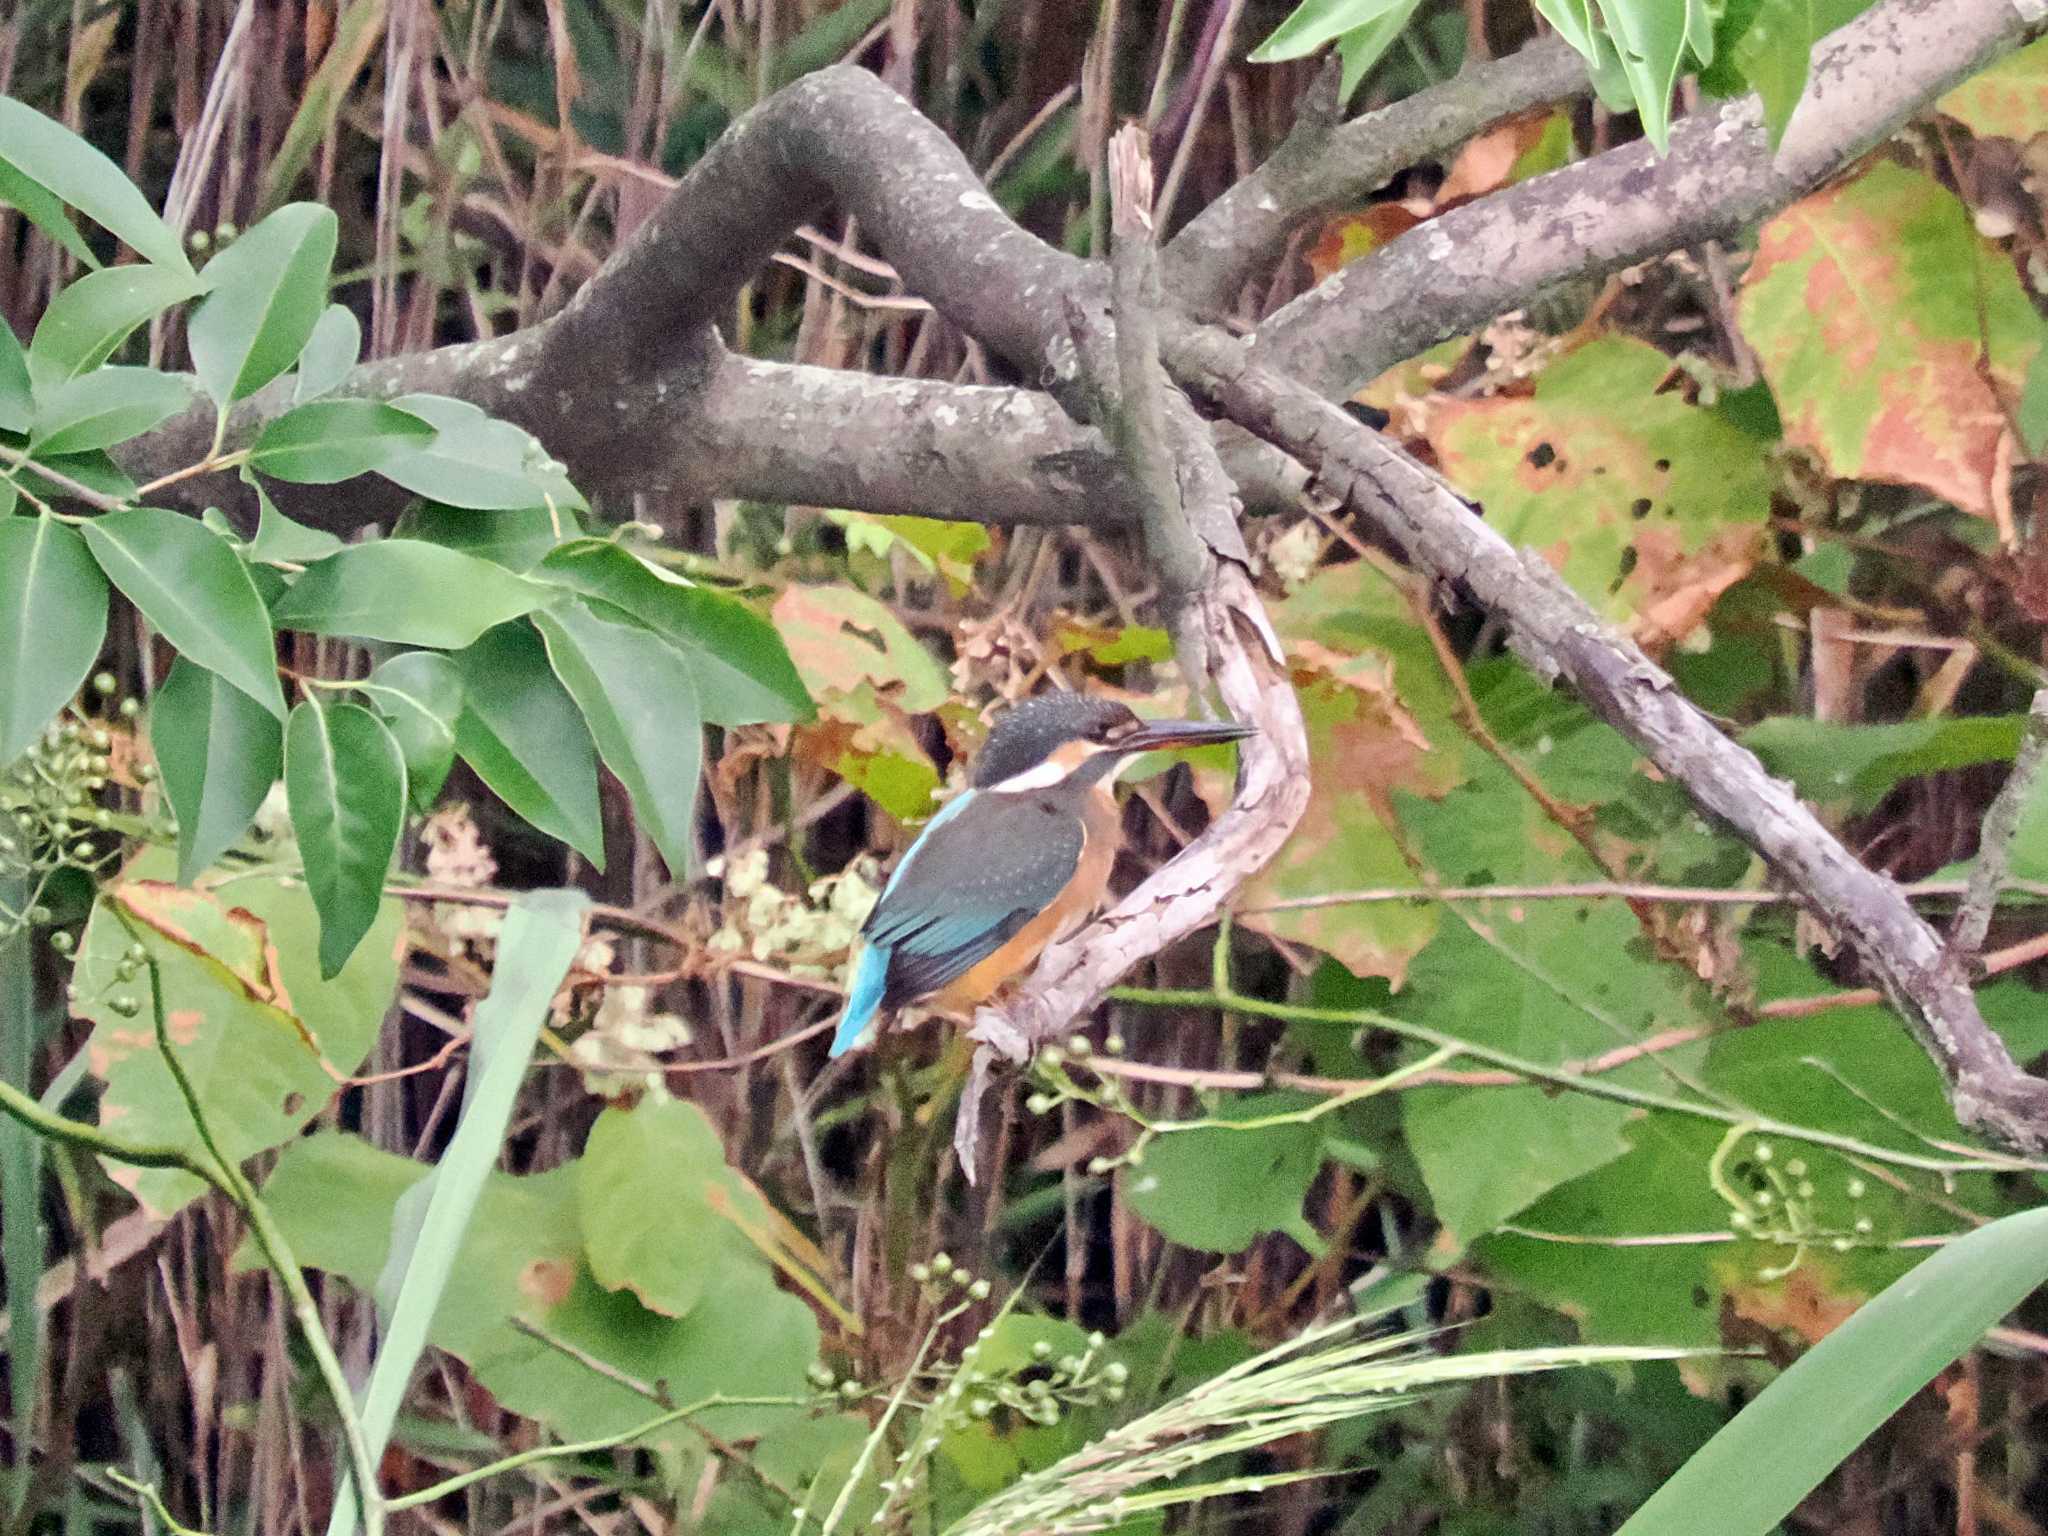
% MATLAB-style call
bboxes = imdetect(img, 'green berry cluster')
[1,677,153,934]
[1711,1129,1881,1280]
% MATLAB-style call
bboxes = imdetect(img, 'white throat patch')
[986,757,1071,793]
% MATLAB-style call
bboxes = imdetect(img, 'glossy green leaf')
[1596,0,1692,149]
[79,507,285,719]
[378,394,585,511]
[28,265,202,384]
[1124,1095,1324,1254]
[248,398,435,484]
[244,480,344,564]
[533,599,701,876]
[74,851,400,1215]
[1336,0,1426,97]
[0,156,97,269]
[358,650,462,810]
[1617,1206,2048,1535]
[292,303,360,403]
[0,513,107,764]
[393,501,578,571]
[0,317,31,433]
[150,656,283,885]
[1248,0,1412,60]
[284,700,407,977]
[187,203,338,406]
[1732,0,1817,143]
[326,888,589,1536]
[536,539,812,725]
[451,623,605,865]
[270,540,545,648]
[29,366,196,455]
[0,97,194,275]
[11,446,135,507]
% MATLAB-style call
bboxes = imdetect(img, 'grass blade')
[324,888,588,1536]
[1617,1207,2048,1536]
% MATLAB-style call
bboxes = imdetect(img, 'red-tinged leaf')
[1233,567,1465,986]
[1426,336,1774,641]
[1305,203,1424,283]
[1737,162,2040,519]
[1940,35,2048,140]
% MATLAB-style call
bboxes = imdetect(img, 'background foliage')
[9,0,2048,1532]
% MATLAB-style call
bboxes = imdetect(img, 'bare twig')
[1953,688,2048,958]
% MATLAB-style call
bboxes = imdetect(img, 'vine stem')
[107,904,387,1536]
[382,1395,808,1512]
[1111,984,2048,1178]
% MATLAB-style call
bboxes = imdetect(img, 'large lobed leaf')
[73,852,400,1216]
[1738,161,2039,519]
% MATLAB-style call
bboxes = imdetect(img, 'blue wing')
[862,789,1085,1010]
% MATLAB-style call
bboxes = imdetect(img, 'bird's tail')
[829,944,890,1057]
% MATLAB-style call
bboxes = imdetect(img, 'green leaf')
[250,1132,818,1447]
[79,507,286,719]
[536,540,812,725]
[326,889,590,1536]
[393,501,578,572]
[75,852,400,1215]
[270,540,545,648]
[0,513,107,763]
[1596,0,1692,149]
[150,656,283,884]
[292,303,360,403]
[11,446,134,506]
[1336,0,1426,98]
[1743,714,2025,813]
[187,204,338,406]
[1123,1094,1324,1254]
[1426,335,1773,631]
[1616,1206,2048,1536]
[0,97,194,275]
[1732,0,1816,144]
[576,1097,779,1319]
[244,480,344,564]
[771,584,950,713]
[0,316,32,433]
[378,394,585,511]
[1248,0,1412,60]
[29,366,196,455]
[248,398,434,484]
[358,650,462,810]
[284,700,407,977]
[533,599,701,876]
[0,156,98,269]
[28,264,201,384]
[451,623,605,865]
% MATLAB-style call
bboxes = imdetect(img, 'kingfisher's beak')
[1116,717,1258,754]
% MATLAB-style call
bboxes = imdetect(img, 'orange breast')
[930,789,1119,1011]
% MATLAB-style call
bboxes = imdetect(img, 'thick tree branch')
[1254,0,2047,399]
[1161,36,1588,317]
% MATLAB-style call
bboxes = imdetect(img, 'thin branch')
[1952,687,2048,957]
[1241,877,2048,913]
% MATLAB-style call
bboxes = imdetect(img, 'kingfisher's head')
[971,693,1255,793]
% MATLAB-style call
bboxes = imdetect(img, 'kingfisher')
[829,692,1255,1057]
